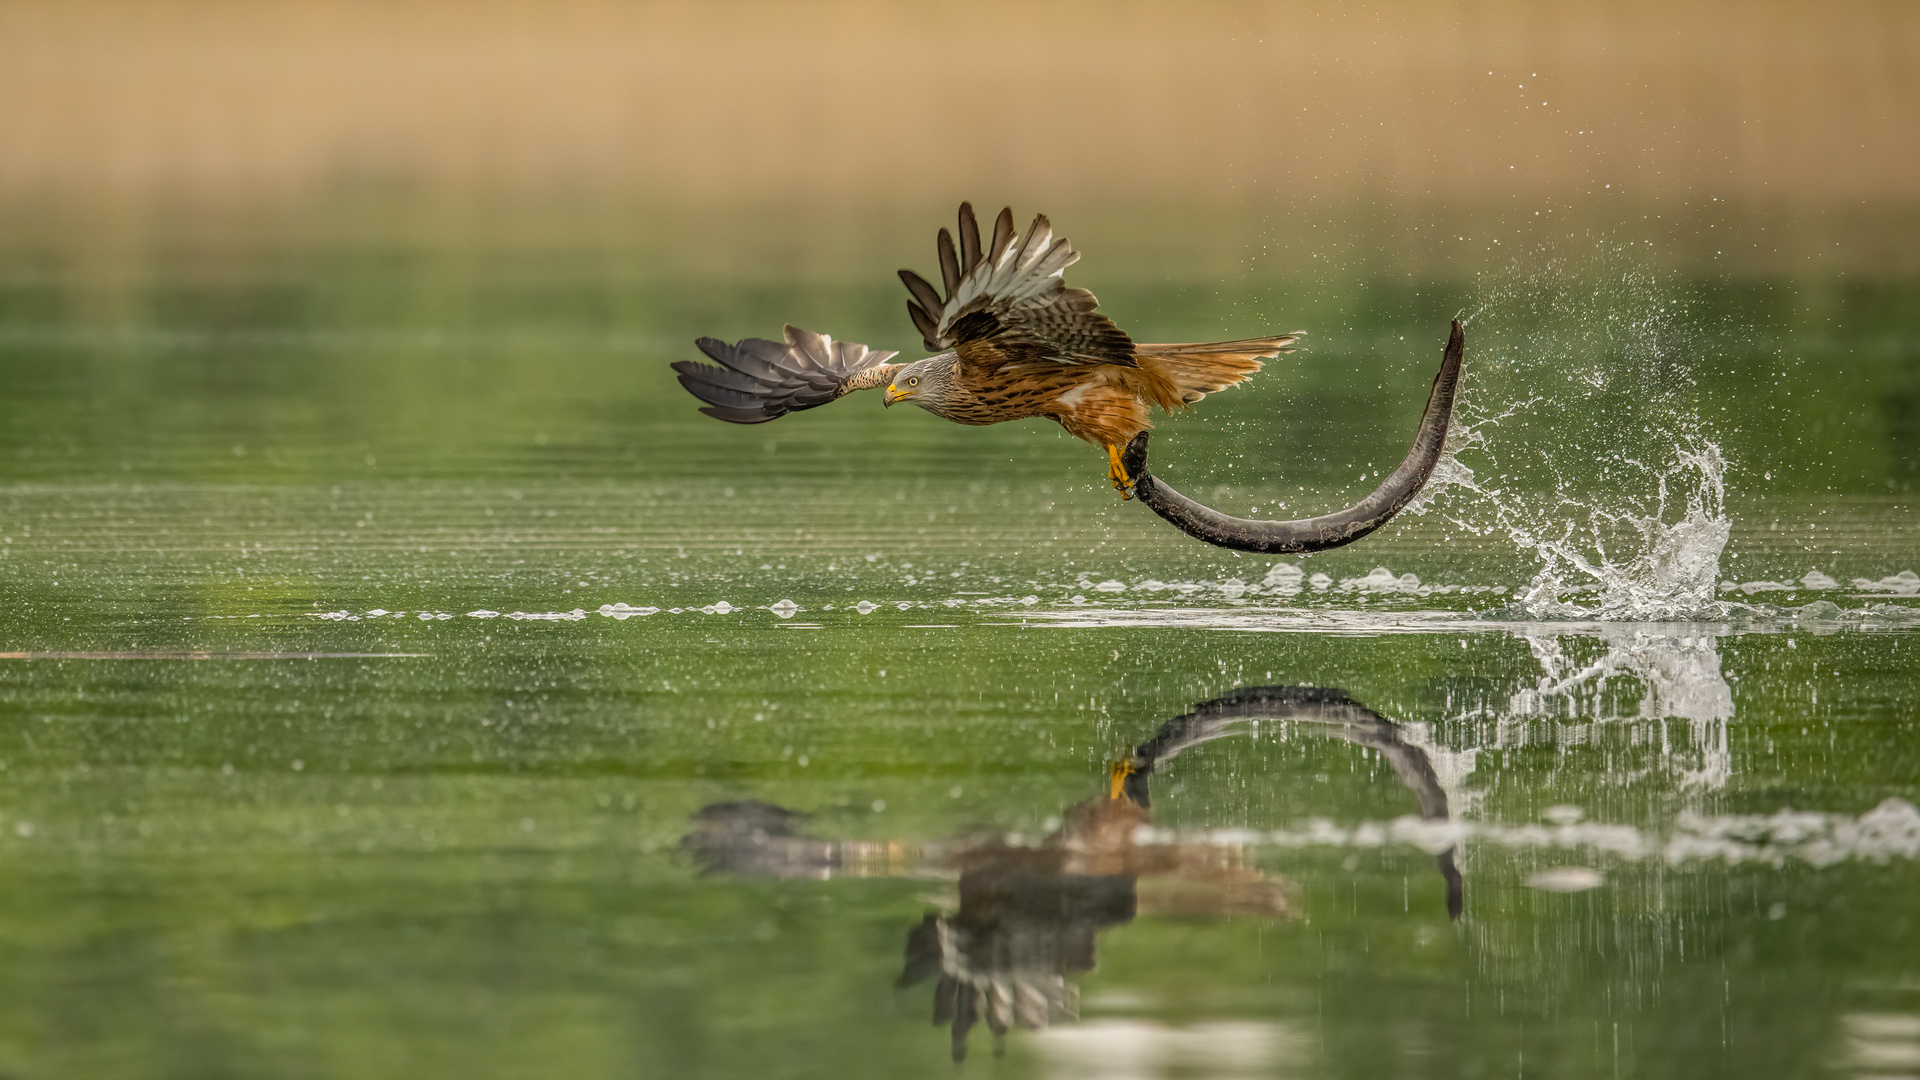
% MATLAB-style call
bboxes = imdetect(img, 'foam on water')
[1123,796,1920,870]
[256,577,1920,631]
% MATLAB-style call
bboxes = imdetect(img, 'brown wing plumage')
[672,324,900,424]
[898,203,1136,374]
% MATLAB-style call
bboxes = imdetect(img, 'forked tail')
[1134,333,1303,408]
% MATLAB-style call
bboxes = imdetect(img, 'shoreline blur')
[2,0,1916,277]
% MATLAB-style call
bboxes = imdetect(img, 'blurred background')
[3,0,1916,503]
[4,0,1914,260]
[6,0,1916,245]
[4,0,1916,481]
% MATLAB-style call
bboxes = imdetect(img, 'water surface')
[2,241,1917,1077]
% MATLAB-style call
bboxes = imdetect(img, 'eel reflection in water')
[681,684,1462,1062]
[1113,684,1463,920]
[1124,319,1466,553]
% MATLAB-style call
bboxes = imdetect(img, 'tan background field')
[2,0,1916,275]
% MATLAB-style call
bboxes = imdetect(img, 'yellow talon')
[1108,759,1136,800]
[1105,444,1134,500]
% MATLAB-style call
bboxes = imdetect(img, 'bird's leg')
[1105,444,1135,500]
[1108,759,1136,800]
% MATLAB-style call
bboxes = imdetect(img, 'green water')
[2,229,1918,1077]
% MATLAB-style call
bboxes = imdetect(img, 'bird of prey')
[679,681,1462,1062]
[672,203,1302,499]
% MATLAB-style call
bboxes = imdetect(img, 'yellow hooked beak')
[884,384,913,407]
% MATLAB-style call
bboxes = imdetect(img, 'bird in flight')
[672,203,1301,499]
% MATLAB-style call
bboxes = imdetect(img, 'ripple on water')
[1121,797,1920,870]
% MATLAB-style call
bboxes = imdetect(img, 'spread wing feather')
[672,325,900,425]
[900,203,1135,373]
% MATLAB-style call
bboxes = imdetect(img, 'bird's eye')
[907,376,920,387]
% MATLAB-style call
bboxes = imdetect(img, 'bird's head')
[884,354,958,412]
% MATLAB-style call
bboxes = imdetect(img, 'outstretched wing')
[899,203,1135,374]
[672,324,901,424]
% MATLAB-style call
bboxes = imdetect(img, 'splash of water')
[1404,239,1737,620]
[1511,442,1731,620]
[1412,433,1732,620]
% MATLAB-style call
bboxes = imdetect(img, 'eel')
[1125,320,1465,554]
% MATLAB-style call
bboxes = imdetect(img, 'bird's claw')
[1106,444,1135,500]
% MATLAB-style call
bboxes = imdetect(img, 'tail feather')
[1135,333,1303,407]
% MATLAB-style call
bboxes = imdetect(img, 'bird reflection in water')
[682,685,1462,1062]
